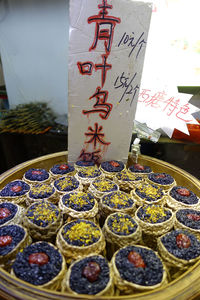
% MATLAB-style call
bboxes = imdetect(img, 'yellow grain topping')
[30,184,54,197]
[93,179,117,192]
[143,205,167,223]
[116,170,138,181]
[108,213,136,235]
[103,191,133,208]
[78,167,101,178]
[27,201,59,226]
[64,192,94,208]
[137,183,163,200]
[62,220,101,246]
[55,176,78,191]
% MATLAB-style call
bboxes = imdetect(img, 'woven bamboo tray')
[0,151,200,300]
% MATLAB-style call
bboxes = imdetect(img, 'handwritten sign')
[136,88,199,137]
[68,0,152,164]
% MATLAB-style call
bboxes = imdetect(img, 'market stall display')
[0,152,200,300]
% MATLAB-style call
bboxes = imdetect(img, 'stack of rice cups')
[0,160,199,297]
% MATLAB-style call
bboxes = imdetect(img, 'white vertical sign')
[68,0,152,164]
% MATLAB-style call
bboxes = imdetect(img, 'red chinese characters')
[138,89,193,123]
[88,0,121,54]
[85,123,110,149]
[77,62,94,75]
[78,0,121,162]
[95,54,112,87]
[79,149,101,163]
[82,87,112,120]
[77,55,111,86]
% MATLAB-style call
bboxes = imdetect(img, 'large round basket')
[0,151,200,300]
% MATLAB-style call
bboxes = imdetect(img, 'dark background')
[0,132,200,180]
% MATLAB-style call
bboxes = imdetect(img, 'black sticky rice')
[26,201,60,228]
[0,180,30,197]
[0,225,25,256]
[115,245,164,286]
[24,168,49,182]
[148,173,174,185]
[54,176,79,192]
[29,184,55,199]
[102,191,134,209]
[62,192,95,212]
[101,161,124,173]
[92,179,118,193]
[161,229,200,260]
[137,205,172,224]
[176,209,200,230]
[107,213,137,236]
[129,165,152,174]
[76,161,95,167]
[135,184,164,202]
[0,203,18,226]
[61,220,100,247]
[78,169,101,178]
[170,186,198,205]
[69,255,110,295]
[12,241,63,285]
[116,172,142,182]
[50,164,75,175]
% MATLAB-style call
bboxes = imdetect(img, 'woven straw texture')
[99,198,136,220]
[128,168,153,178]
[157,234,200,269]
[111,245,168,294]
[0,203,24,227]
[11,242,66,291]
[99,166,126,180]
[103,215,142,248]
[166,193,200,211]
[113,175,143,193]
[174,216,200,240]
[88,179,119,201]
[26,189,60,206]
[61,254,114,296]
[23,203,63,241]
[75,172,104,187]
[145,178,176,191]
[54,181,83,196]
[58,196,98,219]
[0,226,32,270]
[0,192,29,205]
[22,174,52,186]
[56,223,106,262]
[135,207,175,236]
[130,189,166,207]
